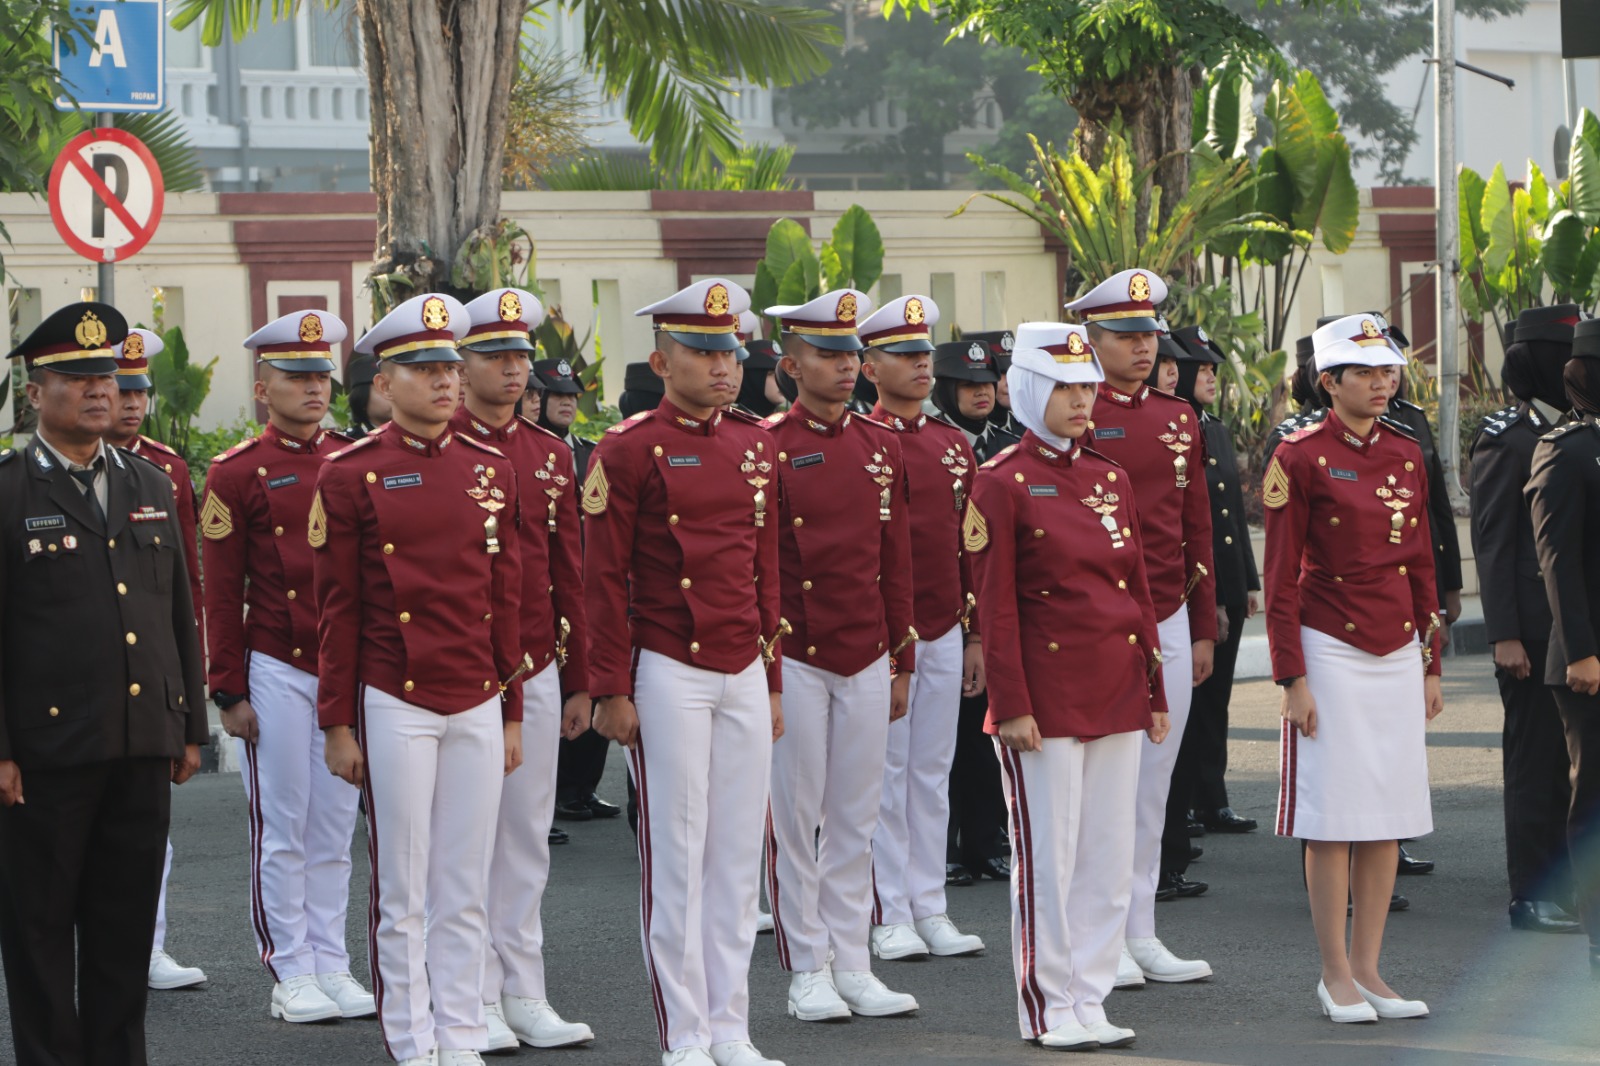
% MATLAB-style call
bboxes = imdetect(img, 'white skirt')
[1275,627,1433,842]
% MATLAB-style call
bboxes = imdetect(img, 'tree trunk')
[1070,58,1201,270]
[357,0,528,310]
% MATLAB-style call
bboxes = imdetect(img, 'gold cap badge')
[75,311,108,349]
[124,333,145,359]
[1128,273,1151,303]
[299,313,324,343]
[836,292,858,323]
[905,298,925,325]
[704,283,730,317]
[498,291,523,323]
[422,296,450,331]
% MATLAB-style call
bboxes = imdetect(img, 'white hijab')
[1006,360,1075,453]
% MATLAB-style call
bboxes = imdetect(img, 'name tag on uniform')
[1095,427,1126,440]
[266,474,300,489]
[791,453,824,469]
[1027,485,1059,497]
[24,515,66,531]
[1330,468,1358,481]
[667,456,701,468]
[383,473,423,490]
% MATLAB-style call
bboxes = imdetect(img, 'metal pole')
[1434,0,1467,509]
[1566,59,1579,132]
[95,112,115,307]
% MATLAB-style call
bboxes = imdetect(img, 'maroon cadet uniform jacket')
[764,402,917,676]
[451,408,589,691]
[1088,383,1218,640]
[582,399,783,698]
[131,435,202,626]
[312,423,526,727]
[966,434,1166,739]
[1262,410,1443,680]
[869,404,979,642]
[201,423,340,695]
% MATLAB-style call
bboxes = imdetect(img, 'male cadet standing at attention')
[856,295,989,961]
[104,328,210,993]
[315,292,526,1066]
[761,289,922,1022]
[0,302,207,1066]
[453,288,596,1050]
[1060,268,1216,985]
[201,309,373,1025]
[585,278,786,1066]
[1472,304,1583,933]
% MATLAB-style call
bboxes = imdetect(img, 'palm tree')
[172,0,838,304]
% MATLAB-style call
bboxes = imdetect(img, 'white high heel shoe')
[1317,979,1377,1023]
[1353,980,1428,1019]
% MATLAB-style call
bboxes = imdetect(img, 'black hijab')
[1565,357,1600,416]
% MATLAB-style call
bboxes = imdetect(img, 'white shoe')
[786,967,850,1021]
[396,1051,438,1066]
[315,971,375,1018]
[832,969,918,1016]
[482,1001,519,1052]
[1317,979,1378,1023]
[710,1041,786,1066]
[1083,1020,1136,1048]
[148,949,206,990]
[1353,980,1428,1019]
[502,995,594,1047]
[757,910,775,934]
[1114,944,1146,989]
[663,1050,716,1066]
[269,973,342,1023]
[1125,936,1212,982]
[914,914,984,956]
[1037,1021,1100,1050]
[439,1052,485,1066]
[869,922,930,961]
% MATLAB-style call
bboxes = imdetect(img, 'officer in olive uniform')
[0,302,208,1066]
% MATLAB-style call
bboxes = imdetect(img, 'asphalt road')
[3,653,1597,1065]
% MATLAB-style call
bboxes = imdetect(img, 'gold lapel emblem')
[741,449,773,527]
[201,491,235,541]
[866,452,895,522]
[581,457,609,516]
[1375,473,1414,543]
[467,464,507,553]
[1262,456,1291,510]
[1078,482,1126,549]
[942,445,970,513]
[538,451,569,533]
[961,500,989,552]
[1158,421,1192,488]
[306,490,327,548]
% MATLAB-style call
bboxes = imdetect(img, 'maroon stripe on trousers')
[243,740,280,980]
[763,806,792,970]
[1276,719,1297,836]
[869,859,884,926]
[999,746,1045,1038]
[356,690,397,1062]
[630,741,670,1048]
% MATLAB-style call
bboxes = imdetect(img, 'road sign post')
[53,0,165,114]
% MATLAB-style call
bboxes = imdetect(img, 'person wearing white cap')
[586,279,787,1066]
[851,294,988,962]
[449,289,595,1051]
[1264,321,1442,1024]
[966,325,1170,1051]
[201,309,372,1022]
[315,293,528,1066]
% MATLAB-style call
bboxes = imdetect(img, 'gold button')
[802,580,813,591]
[1329,517,1340,527]
[1180,413,1188,423]
[1318,456,1327,467]
[1335,576,1344,582]
[1015,472,1025,482]
[366,472,376,483]
[125,632,137,645]
[1209,457,1218,466]
[1345,622,1356,632]
[1127,634,1138,644]
[292,648,302,658]
[1398,565,1407,575]
[875,575,881,582]
[483,613,492,622]
[404,680,415,692]
[690,641,701,653]
[1221,508,1229,517]
[48,706,59,717]
[1410,517,1418,527]
[878,641,884,651]
[107,538,115,548]
[1034,529,1045,538]
[256,466,267,476]
[484,680,492,691]
[287,590,297,600]
[669,515,679,525]
[1117,579,1127,590]
[154,535,161,545]
[793,517,804,527]
[117,582,127,595]
[400,612,411,623]
[1121,527,1131,537]
[548,585,554,594]
[779,452,787,462]
[383,543,395,555]
[1048,642,1060,652]
[1107,471,1117,482]
[1218,483,1226,491]
[654,446,664,457]
[1404,621,1414,632]
[807,646,817,656]
[486,468,495,478]
[680,578,692,589]
[756,442,764,452]
[1041,591,1050,597]
[274,526,284,536]
[1405,461,1415,471]
[48,544,57,552]
[129,683,141,697]
[1225,536,1233,545]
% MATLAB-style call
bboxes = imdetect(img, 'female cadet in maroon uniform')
[1264,317,1443,1024]
[761,290,921,1022]
[967,328,1170,1052]
[315,292,526,1066]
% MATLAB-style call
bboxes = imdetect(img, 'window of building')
[307,5,359,68]
[165,16,205,70]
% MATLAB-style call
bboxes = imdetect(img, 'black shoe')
[584,793,622,819]
[1397,845,1434,876]
[1155,879,1178,902]
[553,799,594,822]
[1187,818,1206,838]
[1159,871,1209,899]
[549,826,570,845]
[1200,807,1258,833]
[1508,899,1583,934]
[1190,844,1203,862]
[1347,893,1409,916]
[970,856,1010,881]
[946,863,974,887]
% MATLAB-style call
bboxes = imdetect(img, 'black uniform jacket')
[1470,402,1557,646]
[1201,413,1259,609]
[0,439,207,769]
[1526,417,1600,686]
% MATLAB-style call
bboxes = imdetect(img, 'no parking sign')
[48,128,165,263]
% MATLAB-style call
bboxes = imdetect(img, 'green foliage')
[143,327,219,461]
[1263,71,1359,254]
[450,220,535,293]
[185,418,263,477]
[751,206,885,332]
[532,303,608,422]
[542,144,797,191]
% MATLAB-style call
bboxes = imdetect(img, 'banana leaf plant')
[751,205,885,335]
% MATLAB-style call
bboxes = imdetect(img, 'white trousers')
[767,655,891,973]
[1126,608,1193,939]
[872,626,964,926]
[484,665,561,1003]
[152,837,173,952]
[239,651,360,979]
[997,732,1139,1038]
[630,650,771,1052]
[361,687,504,1061]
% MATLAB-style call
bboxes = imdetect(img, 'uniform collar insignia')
[34,445,53,470]
[110,448,124,469]
[470,418,493,437]
[397,430,454,455]
[1102,384,1136,405]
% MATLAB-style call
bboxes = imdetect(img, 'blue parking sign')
[53,0,165,113]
